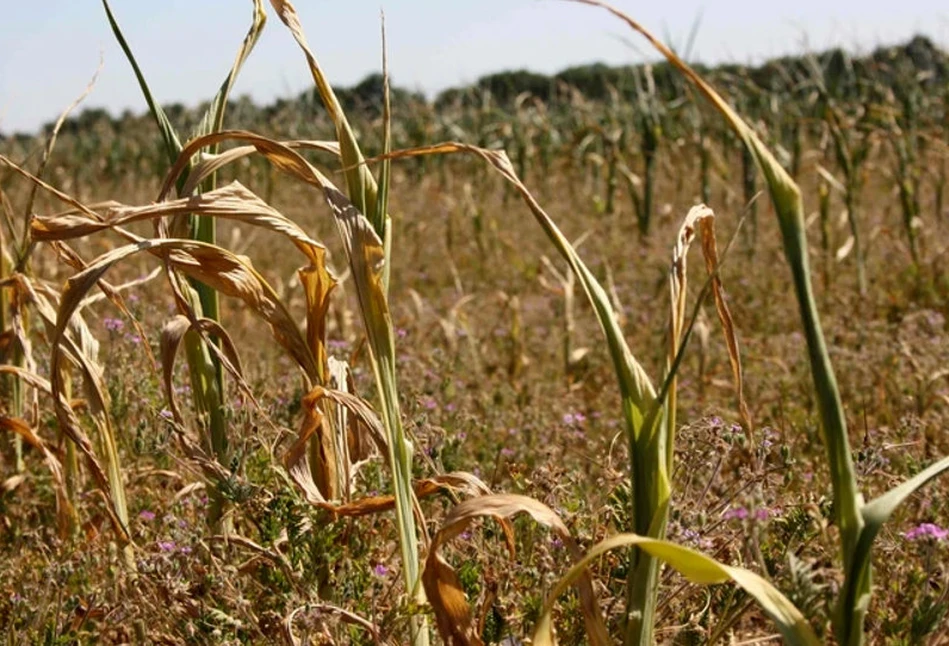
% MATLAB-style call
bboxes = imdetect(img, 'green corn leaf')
[101,0,181,168]
[837,455,949,643]
[104,0,266,174]
[533,533,820,646]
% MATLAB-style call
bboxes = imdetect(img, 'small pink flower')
[103,317,124,333]
[723,506,748,521]
[903,523,949,541]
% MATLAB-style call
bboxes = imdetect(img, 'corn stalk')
[575,4,949,645]
[102,0,266,528]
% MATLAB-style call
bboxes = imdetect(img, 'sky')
[1,1,947,135]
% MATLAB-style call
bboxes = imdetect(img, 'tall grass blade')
[377,13,393,292]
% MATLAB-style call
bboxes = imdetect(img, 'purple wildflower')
[903,523,949,541]
[723,506,749,521]
[373,563,389,577]
[139,510,156,522]
[681,528,713,550]
[157,540,176,552]
[682,528,701,542]
[103,317,124,333]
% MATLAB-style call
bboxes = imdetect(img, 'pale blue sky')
[1,1,947,135]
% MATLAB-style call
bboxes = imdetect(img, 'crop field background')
[1,1,948,644]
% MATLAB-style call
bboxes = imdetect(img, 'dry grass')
[1,2,949,644]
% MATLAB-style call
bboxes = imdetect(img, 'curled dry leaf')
[157,131,333,202]
[329,356,374,468]
[0,366,125,538]
[33,180,327,266]
[292,385,340,501]
[670,205,752,438]
[284,384,487,515]
[267,0,381,229]
[160,315,249,426]
[313,473,493,520]
[422,494,609,646]
[181,139,340,197]
[0,416,76,537]
[54,238,318,383]
[33,175,339,391]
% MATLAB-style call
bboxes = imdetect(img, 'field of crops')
[2,1,949,644]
